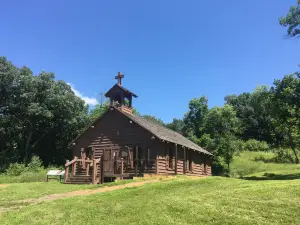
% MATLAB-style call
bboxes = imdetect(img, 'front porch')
[64,156,161,184]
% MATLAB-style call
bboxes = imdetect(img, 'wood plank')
[183,147,186,174]
[175,144,178,175]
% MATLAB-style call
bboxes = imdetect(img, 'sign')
[58,171,65,176]
[46,170,65,182]
[46,170,62,176]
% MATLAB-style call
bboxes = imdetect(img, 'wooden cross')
[115,72,124,85]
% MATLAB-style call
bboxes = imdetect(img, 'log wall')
[72,109,212,177]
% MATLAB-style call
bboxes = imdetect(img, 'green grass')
[0,151,299,224]
[0,181,96,207]
[230,151,300,177]
[0,172,46,184]
[1,177,300,225]
[0,177,167,208]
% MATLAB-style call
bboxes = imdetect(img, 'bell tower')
[105,72,137,114]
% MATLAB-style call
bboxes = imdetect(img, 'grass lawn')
[0,181,96,208]
[1,176,300,225]
[0,177,170,208]
[230,151,300,177]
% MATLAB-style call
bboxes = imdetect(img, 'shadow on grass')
[242,173,300,181]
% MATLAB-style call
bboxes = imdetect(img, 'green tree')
[271,71,300,163]
[89,102,109,122]
[142,115,165,126]
[279,1,300,38]
[166,118,184,134]
[225,86,274,142]
[182,96,208,139]
[0,57,89,167]
[204,105,242,174]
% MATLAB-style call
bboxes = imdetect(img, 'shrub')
[26,155,43,173]
[6,163,26,176]
[243,139,270,152]
[3,156,46,183]
[273,148,296,163]
[18,172,45,183]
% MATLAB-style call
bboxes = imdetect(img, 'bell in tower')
[105,72,137,114]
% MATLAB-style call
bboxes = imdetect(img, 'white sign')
[46,170,62,176]
[58,171,65,176]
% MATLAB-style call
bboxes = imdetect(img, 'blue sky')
[1,0,299,122]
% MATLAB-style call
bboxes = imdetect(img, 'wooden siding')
[72,108,212,177]
[73,109,154,159]
[155,142,212,176]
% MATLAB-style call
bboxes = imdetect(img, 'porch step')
[66,175,92,184]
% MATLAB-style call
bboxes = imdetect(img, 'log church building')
[65,73,212,184]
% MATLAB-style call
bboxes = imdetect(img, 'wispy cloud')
[68,83,98,106]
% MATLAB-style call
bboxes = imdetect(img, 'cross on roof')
[115,72,124,86]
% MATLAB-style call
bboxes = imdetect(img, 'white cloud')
[68,83,98,106]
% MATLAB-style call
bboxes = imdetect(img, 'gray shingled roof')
[116,107,212,155]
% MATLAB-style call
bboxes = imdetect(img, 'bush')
[6,163,26,176]
[26,155,43,173]
[243,139,270,152]
[18,172,45,183]
[273,148,296,163]
[2,156,47,183]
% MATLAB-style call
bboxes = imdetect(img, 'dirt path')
[13,178,178,206]
[0,176,204,214]
[0,184,8,188]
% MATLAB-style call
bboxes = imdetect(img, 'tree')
[204,105,242,174]
[142,115,165,126]
[182,96,208,139]
[279,1,300,38]
[225,86,274,142]
[89,102,109,122]
[271,71,300,163]
[0,57,89,168]
[204,105,241,138]
[166,118,184,134]
[216,135,243,175]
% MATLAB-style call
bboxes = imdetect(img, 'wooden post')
[72,161,76,176]
[86,163,89,176]
[92,159,97,184]
[100,156,104,184]
[183,147,186,175]
[175,144,178,175]
[64,160,69,183]
[147,148,150,174]
[135,146,138,176]
[120,157,124,180]
[155,155,158,175]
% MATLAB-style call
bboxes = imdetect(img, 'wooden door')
[103,149,114,174]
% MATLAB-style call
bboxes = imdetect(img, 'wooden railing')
[102,158,157,178]
[64,157,101,184]
[65,157,169,184]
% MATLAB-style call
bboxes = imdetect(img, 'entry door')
[103,149,114,174]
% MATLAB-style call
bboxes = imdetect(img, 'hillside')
[1,176,300,225]
[230,151,300,178]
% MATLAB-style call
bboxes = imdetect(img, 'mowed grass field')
[0,151,299,225]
